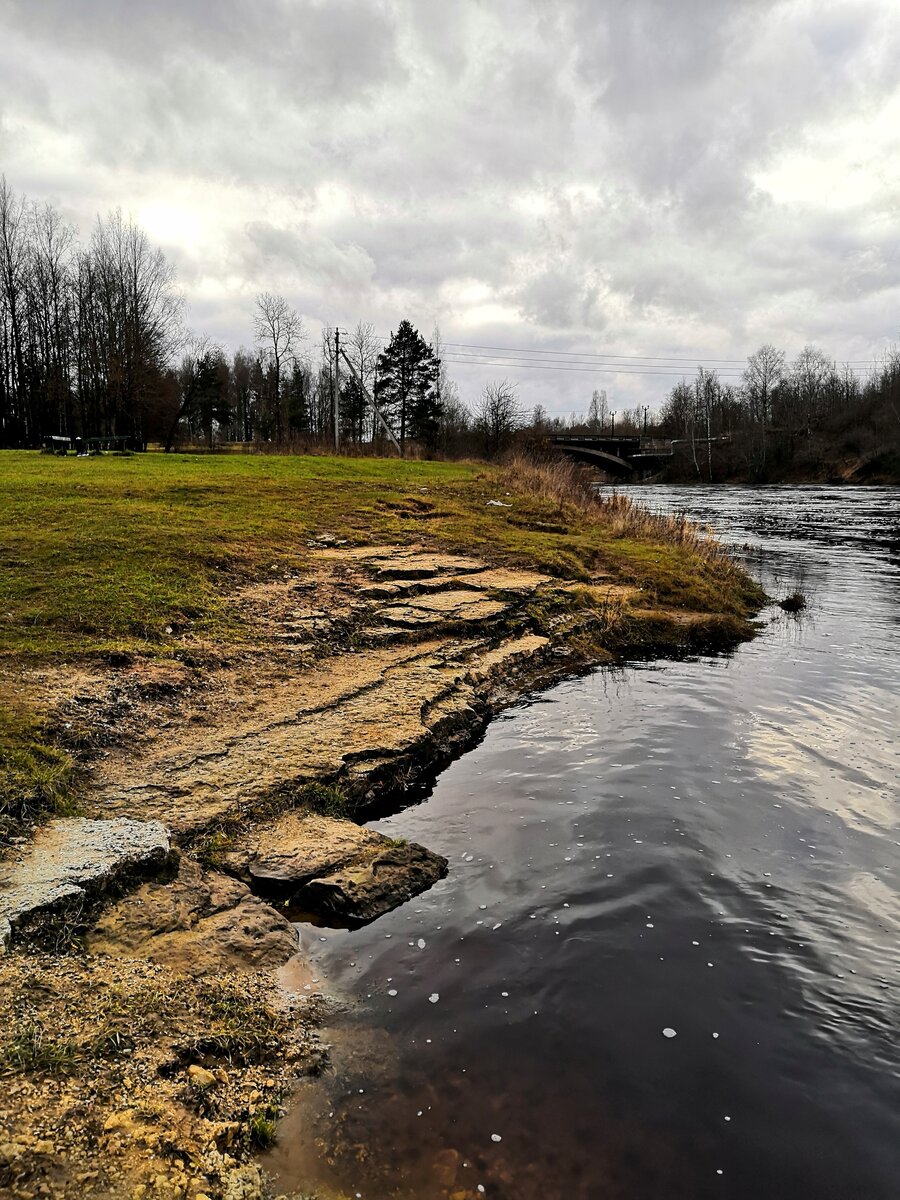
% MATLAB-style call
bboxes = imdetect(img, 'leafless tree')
[744,345,785,430]
[790,344,832,431]
[0,176,30,442]
[254,292,304,441]
[474,379,524,458]
[345,319,379,440]
[587,388,608,431]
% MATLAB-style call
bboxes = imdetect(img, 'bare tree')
[587,388,608,431]
[345,319,378,441]
[474,379,524,458]
[790,344,832,432]
[253,292,304,441]
[0,176,31,442]
[87,209,184,436]
[30,201,76,436]
[743,345,785,430]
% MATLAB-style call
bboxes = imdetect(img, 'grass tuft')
[249,1104,280,1147]
[1,1019,79,1076]
[779,591,807,612]
[0,703,82,842]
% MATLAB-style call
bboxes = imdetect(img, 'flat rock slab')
[377,590,509,628]
[87,859,298,974]
[232,811,447,926]
[239,811,383,886]
[0,817,172,951]
[301,840,449,925]
[456,567,551,594]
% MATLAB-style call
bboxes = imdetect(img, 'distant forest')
[1,177,898,479]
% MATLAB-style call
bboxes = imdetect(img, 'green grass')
[0,702,82,839]
[0,450,763,840]
[1,1019,79,1075]
[0,450,762,661]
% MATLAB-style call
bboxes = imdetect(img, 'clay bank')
[0,453,765,1199]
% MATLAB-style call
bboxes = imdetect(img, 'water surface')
[266,485,899,1200]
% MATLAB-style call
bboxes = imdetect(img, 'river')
[264,485,899,1200]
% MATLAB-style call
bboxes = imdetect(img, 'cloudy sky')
[2,0,898,416]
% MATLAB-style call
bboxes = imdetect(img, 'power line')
[442,353,876,379]
[443,340,883,366]
[375,333,884,371]
[445,341,749,364]
[442,356,741,378]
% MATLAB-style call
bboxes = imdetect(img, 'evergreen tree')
[374,320,440,452]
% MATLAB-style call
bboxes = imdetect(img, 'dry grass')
[501,454,730,560]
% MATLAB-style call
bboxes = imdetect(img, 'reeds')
[500,454,731,562]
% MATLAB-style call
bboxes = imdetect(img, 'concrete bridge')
[551,435,674,477]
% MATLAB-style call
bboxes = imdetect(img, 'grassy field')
[0,450,762,662]
[1,449,765,836]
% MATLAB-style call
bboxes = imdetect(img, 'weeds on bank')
[1,1019,79,1076]
[780,591,808,612]
[249,1104,280,1147]
[0,968,288,1079]
[300,782,350,818]
[194,780,352,866]
[494,456,765,614]
[0,702,82,843]
[502,454,730,556]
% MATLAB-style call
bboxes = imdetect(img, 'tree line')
[649,344,900,480]
[0,177,527,458]
[0,177,182,448]
[3,176,896,476]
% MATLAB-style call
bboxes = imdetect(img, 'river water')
[265,486,899,1200]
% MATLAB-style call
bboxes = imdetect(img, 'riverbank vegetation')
[0,451,761,663]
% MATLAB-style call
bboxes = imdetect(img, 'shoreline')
[0,456,767,1199]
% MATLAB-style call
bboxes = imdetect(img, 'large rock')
[301,839,449,924]
[232,811,448,926]
[0,817,172,951]
[241,811,382,886]
[377,589,509,628]
[86,858,299,974]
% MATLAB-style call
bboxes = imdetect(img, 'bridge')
[551,435,674,477]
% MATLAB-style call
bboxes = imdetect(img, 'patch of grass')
[249,1103,280,1147]
[195,828,235,869]
[299,782,350,819]
[183,981,285,1065]
[1,1019,79,1076]
[0,450,762,663]
[383,835,409,849]
[780,591,807,612]
[0,701,82,842]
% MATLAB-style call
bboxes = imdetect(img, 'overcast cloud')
[1,0,898,415]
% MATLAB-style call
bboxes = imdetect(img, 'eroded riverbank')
[0,457,766,1199]
[258,485,899,1200]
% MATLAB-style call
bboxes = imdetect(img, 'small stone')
[187,1065,218,1089]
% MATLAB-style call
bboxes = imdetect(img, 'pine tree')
[374,320,440,452]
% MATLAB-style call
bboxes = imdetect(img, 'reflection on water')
[265,487,900,1199]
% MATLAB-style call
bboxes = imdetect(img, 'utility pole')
[611,411,616,436]
[338,347,402,456]
[333,328,341,453]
